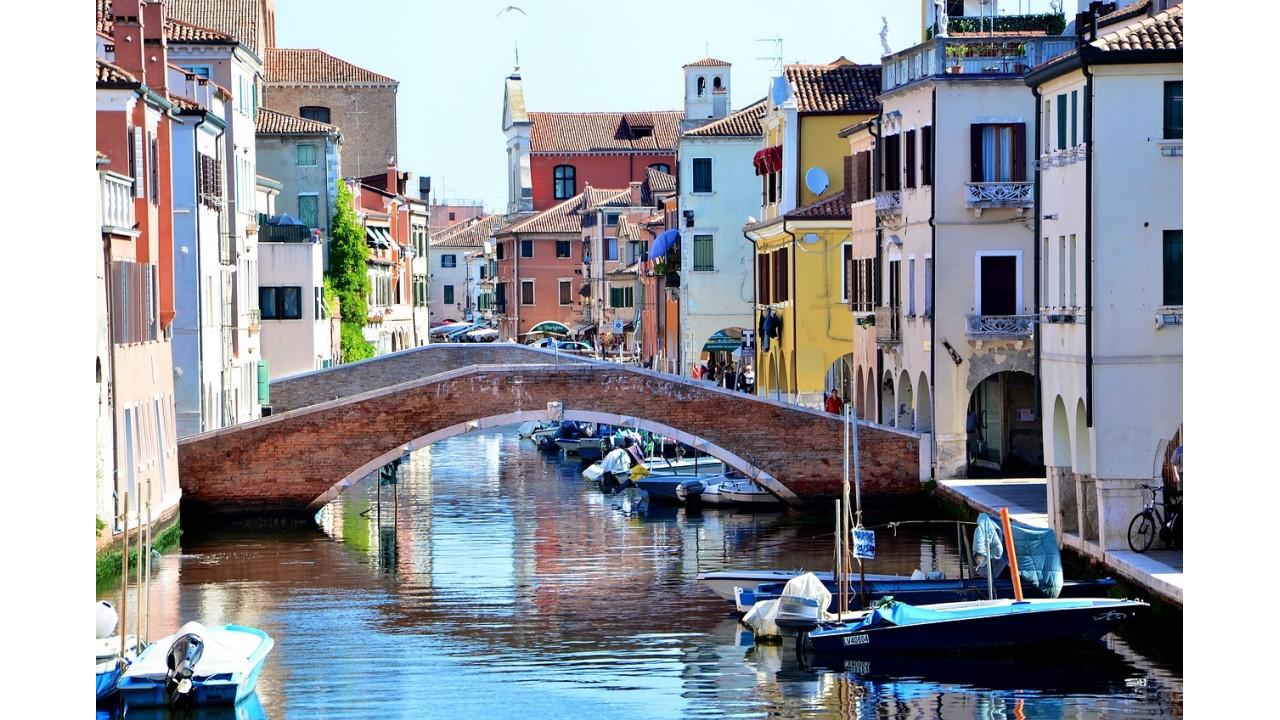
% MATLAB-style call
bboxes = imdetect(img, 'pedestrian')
[743,365,755,394]
[724,362,737,391]
[832,391,845,416]
[824,391,837,414]
[706,361,718,383]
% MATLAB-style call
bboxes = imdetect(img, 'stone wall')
[264,84,397,179]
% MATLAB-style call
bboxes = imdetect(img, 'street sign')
[853,528,876,560]
[613,319,624,333]
[741,329,756,353]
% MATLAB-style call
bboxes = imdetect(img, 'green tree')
[327,180,375,362]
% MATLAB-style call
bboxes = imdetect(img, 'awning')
[466,328,499,339]
[647,229,679,261]
[753,145,783,176]
[365,226,392,248]
[529,321,570,336]
[570,322,597,336]
[703,328,744,352]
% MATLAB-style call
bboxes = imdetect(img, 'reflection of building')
[1029,3,1183,553]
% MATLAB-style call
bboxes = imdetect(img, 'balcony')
[259,224,313,243]
[100,172,136,233]
[882,35,1077,92]
[875,306,902,346]
[965,182,1034,215]
[875,190,902,217]
[247,309,261,336]
[927,13,1066,40]
[966,314,1035,341]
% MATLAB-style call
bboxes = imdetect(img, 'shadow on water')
[97,426,1182,719]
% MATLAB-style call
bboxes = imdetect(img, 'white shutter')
[133,129,145,198]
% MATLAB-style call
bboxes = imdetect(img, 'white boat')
[95,600,136,701]
[117,621,274,707]
[518,420,557,439]
[719,478,780,505]
[582,455,725,484]
[554,438,582,455]
[698,569,906,603]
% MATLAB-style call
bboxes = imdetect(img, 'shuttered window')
[757,253,771,305]
[521,279,535,305]
[559,280,572,305]
[904,130,917,189]
[970,123,1027,182]
[921,126,933,186]
[773,248,790,302]
[150,134,159,205]
[1056,94,1068,150]
[924,258,933,318]
[693,235,714,271]
[609,286,634,308]
[1162,230,1182,306]
[882,134,901,191]
[1070,91,1078,147]
[1163,81,1183,140]
[693,158,713,192]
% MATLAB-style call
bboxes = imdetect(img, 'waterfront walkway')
[938,477,1183,607]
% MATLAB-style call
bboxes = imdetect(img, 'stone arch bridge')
[178,344,924,518]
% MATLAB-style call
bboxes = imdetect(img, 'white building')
[872,6,1076,479]
[1028,2,1183,554]
[429,214,503,324]
[259,236,333,379]
[678,82,765,377]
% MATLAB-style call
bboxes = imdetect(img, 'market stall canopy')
[529,321,570,336]
[647,229,679,261]
[753,145,783,176]
[703,328,744,352]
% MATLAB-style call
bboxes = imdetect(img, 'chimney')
[112,0,146,80]
[386,160,397,197]
[419,176,431,201]
[629,181,643,207]
[141,1,169,93]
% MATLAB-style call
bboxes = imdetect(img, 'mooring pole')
[1000,507,1024,601]
[120,491,128,659]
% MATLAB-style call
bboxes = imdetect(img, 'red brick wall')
[180,350,921,518]
[531,153,674,211]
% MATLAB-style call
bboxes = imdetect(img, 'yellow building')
[745,59,880,408]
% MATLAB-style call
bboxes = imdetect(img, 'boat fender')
[96,601,118,639]
[165,632,206,707]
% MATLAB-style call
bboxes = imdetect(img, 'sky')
[276,0,1064,213]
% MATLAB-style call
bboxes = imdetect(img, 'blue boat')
[807,597,1146,655]
[737,575,1118,614]
[118,622,273,707]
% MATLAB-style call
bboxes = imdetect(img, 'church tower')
[502,68,533,215]
[682,58,731,124]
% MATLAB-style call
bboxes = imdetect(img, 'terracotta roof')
[265,48,397,85]
[645,167,676,194]
[255,106,340,135]
[96,58,138,85]
[431,214,503,248]
[497,188,632,235]
[1091,3,1182,52]
[784,190,851,221]
[683,57,731,67]
[1096,1,1152,29]
[169,94,201,111]
[783,62,881,114]
[528,111,683,153]
[683,97,767,137]
[166,0,264,54]
[97,1,234,44]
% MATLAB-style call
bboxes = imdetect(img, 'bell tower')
[682,58,731,122]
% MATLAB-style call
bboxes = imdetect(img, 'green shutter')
[694,235,714,271]
[1071,90,1078,147]
[1162,230,1183,306]
[1056,94,1067,150]
[257,361,270,405]
[1164,81,1183,140]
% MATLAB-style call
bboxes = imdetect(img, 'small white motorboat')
[117,621,274,707]
[95,601,137,701]
[719,478,780,506]
[518,420,557,439]
[554,438,582,455]
[583,455,725,484]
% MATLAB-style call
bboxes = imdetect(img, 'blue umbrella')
[647,229,679,261]
[267,213,305,226]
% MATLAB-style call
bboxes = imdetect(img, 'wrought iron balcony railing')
[875,190,902,217]
[875,306,902,345]
[965,182,1034,212]
[966,314,1035,340]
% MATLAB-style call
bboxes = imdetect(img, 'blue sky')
[276,0,1061,212]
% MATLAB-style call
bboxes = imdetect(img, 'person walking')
[723,361,737,391]
[743,365,755,394]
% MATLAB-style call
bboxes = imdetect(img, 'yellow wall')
[799,114,873,206]
[753,223,855,408]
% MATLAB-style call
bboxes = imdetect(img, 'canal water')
[99,428,1182,719]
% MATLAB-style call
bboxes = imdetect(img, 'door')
[979,256,1017,316]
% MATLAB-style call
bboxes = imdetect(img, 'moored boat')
[117,622,274,707]
[806,597,1147,654]
[698,569,906,603]
[718,478,781,506]
[95,601,136,702]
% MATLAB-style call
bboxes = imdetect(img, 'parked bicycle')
[1127,484,1182,553]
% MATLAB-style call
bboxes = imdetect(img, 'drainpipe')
[1083,61,1095,427]
[927,87,938,480]
[782,220,798,405]
[1031,85,1043,426]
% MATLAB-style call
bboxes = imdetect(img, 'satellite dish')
[770,76,790,106]
[805,167,829,195]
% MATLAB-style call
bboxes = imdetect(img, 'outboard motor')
[676,479,705,504]
[164,631,205,707]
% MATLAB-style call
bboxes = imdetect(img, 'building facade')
[841,119,879,422]
[258,232,332,378]
[429,214,502,325]
[254,107,342,264]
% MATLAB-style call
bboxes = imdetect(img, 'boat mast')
[850,406,865,607]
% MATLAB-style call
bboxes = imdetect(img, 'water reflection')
[99,427,1181,719]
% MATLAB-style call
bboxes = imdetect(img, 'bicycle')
[1126,484,1182,553]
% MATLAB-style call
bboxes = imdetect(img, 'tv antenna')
[756,36,783,73]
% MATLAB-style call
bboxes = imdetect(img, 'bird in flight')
[495,6,528,18]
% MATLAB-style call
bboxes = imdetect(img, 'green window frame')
[1070,91,1078,147]
[296,143,317,166]
[1162,230,1182,306]
[609,286,634,308]
[1163,81,1183,140]
[297,194,319,228]
[693,234,714,271]
[443,285,455,305]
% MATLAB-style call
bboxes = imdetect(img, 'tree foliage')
[327,181,375,362]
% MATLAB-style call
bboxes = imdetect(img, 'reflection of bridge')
[178,344,923,518]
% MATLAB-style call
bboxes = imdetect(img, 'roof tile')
[784,190,851,221]
[97,1,236,44]
[96,58,138,85]
[265,47,397,85]
[683,97,767,137]
[432,214,503,248]
[529,111,682,153]
[497,188,633,235]
[1091,3,1183,52]
[683,57,731,67]
[645,167,676,194]
[166,0,264,54]
[255,107,341,135]
[783,62,881,114]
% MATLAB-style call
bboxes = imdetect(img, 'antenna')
[756,36,783,73]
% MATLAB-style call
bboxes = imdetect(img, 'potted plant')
[945,44,969,73]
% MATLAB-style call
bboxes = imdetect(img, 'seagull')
[495,5,527,18]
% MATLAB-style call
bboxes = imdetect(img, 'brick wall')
[182,352,922,518]
[264,84,397,179]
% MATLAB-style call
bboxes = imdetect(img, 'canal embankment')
[95,508,182,586]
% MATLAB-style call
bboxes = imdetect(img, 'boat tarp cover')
[848,601,958,631]
[972,514,1064,598]
[742,572,832,638]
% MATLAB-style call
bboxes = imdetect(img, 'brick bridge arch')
[178,345,923,518]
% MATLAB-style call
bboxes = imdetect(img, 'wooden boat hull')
[807,599,1145,655]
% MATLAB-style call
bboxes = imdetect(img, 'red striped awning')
[753,145,783,176]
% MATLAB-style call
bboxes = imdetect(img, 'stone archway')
[965,370,1043,477]
[1074,398,1092,476]
[825,353,856,408]
[915,372,932,434]
[1052,396,1071,468]
[865,371,877,422]
[896,370,914,430]
[881,372,896,426]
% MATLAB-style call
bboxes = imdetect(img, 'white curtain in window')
[982,126,1014,182]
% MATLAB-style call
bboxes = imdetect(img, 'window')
[554,165,576,199]
[697,76,706,96]
[559,279,572,306]
[182,65,211,79]
[921,126,933,186]
[841,244,854,303]
[908,258,917,316]
[606,237,618,261]
[448,212,456,221]
[441,254,457,268]
[129,128,143,198]
[297,194,319,228]
[757,253,771,305]
[149,134,159,205]
[1071,91,1078,147]
[556,240,571,258]
[296,144,317,166]
[773,247,790,302]
[649,163,671,175]
[1043,100,1052,153]
[605,213,619,227]
[1163,230,1182,305]
[520,239,533,258]
[299,106,330,123]
[521,279,535,305]
[978,255,1018,316]
[496,242,505,260]
[970,123,1027,183]
[766,170,778,204]
[1058,236,1067,306]
[1164,81,1183,140]
[1056,93,1068,150]
[259,286,303,319]
[693,235,714,271]
[882,134,902,191]
[905,130,917,189]
[924,258,933,318]
[443,285,455,304]
[1042,237,1050,309]
[888,260,901,310]
[693,158,713,193]
[1069,234,1077,306]
[946,0,965,17]
[609,286,634,308]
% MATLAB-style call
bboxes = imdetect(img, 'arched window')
[713,76,723,91]
[299,106,331,123]
[554,165,576,199]
[696,76,706,97]
[648,163,671,175]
